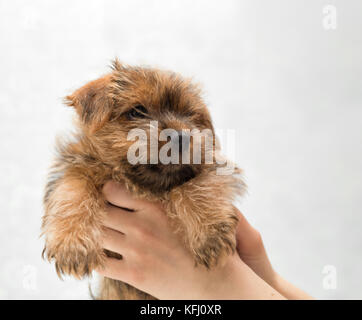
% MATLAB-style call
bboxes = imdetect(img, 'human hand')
[97,181,285,300]
[234,208,277,287]
[235,208,312,300]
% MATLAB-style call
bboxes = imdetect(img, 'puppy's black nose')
[171,130,190,153]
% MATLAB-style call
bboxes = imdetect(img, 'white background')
[0,0,361,299]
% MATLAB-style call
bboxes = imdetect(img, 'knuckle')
[102,181,115,198]
[133,224,153,241]
[124,219,138,233]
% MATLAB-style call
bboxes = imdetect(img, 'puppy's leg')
[42,171,105,279]
[167,171,244,268]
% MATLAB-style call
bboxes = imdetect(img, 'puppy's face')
[67,61,215,193]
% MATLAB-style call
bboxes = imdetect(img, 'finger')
[103,204,137,234]
[102,227,130,255]
[103,181,144,211]
[235,208,256,236]
[103,181,163,214]
[96,257,130,283]
[234,207,264,251]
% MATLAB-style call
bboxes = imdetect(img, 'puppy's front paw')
[192,220,237,268]
[42,237,105,279]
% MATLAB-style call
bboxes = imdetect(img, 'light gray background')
[0,0,361,299]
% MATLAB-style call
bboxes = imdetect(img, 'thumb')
[234,207,265,257]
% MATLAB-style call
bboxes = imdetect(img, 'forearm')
[270,273,313,300]
[235,209,313,300]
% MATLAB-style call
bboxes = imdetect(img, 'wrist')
[196,255,284,300]
[268,269,281,290]
[191,255,244,299]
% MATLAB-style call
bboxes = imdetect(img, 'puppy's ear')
[65,74,113,133]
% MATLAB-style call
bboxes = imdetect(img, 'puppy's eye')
[127,105,148,119]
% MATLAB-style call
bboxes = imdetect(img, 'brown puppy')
[41,60,245,299]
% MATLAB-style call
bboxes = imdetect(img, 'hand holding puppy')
[97,181,292,300]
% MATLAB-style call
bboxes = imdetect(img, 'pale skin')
[97,181,313,300]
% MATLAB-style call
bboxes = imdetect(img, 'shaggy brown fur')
[41,60,245,299]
